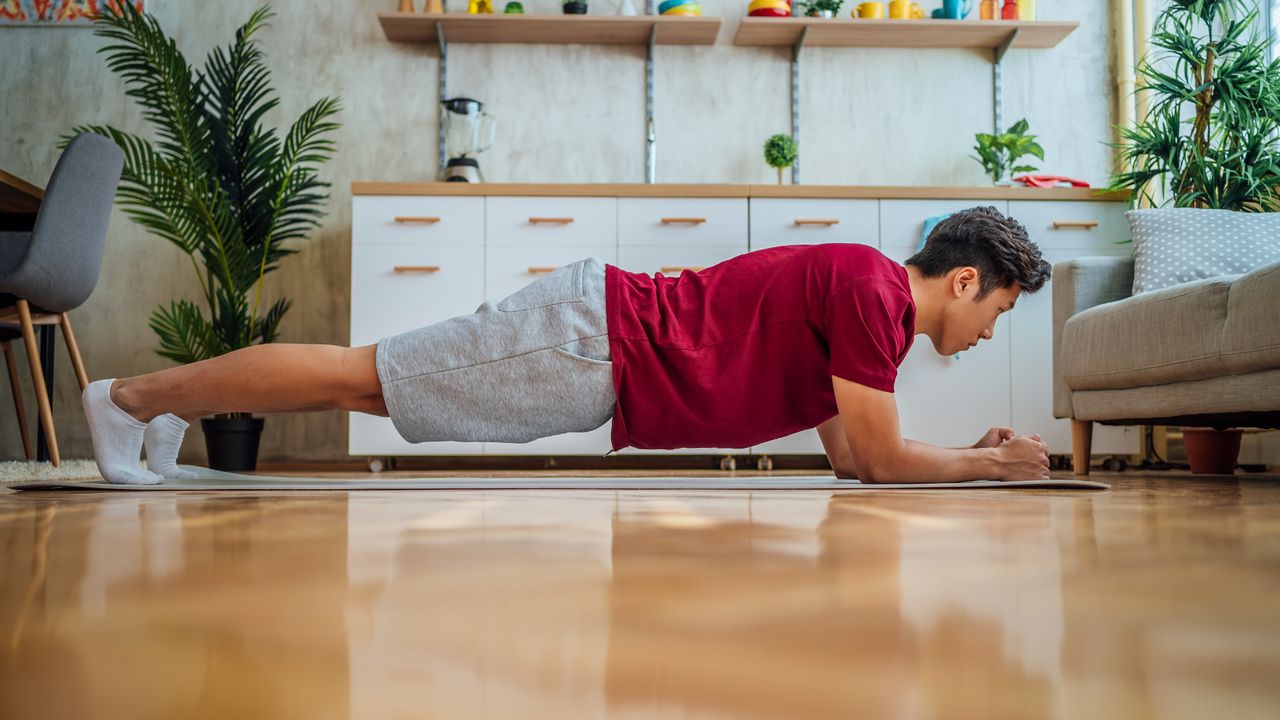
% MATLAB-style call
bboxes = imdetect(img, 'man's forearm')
[867,440,1000,483]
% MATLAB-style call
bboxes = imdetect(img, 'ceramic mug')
[940,0,973,19]
[855,1,885,18]
[888,1,922,18]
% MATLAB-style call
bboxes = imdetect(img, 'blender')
[440,98,497,183]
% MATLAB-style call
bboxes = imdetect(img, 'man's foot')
[81,379,163,485]
[143,414,199,480]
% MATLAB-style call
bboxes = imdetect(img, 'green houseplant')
[1109,0,1280,210]
[764,134,798,185]
[971,118,1043,184]
[69,4,340,470]
[799,0,844,17]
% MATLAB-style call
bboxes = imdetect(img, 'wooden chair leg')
[58,312,89,391]
[1071,419,1093,476]
[3,341,34,460]
[16,300,59,467]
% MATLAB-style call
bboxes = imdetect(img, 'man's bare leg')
[110,343,387,421]
[82,343,386,485]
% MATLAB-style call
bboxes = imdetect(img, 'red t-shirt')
[605,243,916,451]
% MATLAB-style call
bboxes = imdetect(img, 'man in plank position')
[83,206,1052,485]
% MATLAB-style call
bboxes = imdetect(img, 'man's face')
[934,267,1021,356]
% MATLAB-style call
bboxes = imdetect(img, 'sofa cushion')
[1062,260,1280,391]
[1128,208,1280,294]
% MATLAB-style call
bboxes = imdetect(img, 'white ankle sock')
[143,413,198,480]
[81,379,163,485]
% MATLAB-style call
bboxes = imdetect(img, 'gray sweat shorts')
[374,256,615,444]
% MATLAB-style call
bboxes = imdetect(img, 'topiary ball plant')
[764,134,798,185]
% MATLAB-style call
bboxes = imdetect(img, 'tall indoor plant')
[1108,0,1280,473]
[1109,0,1280,209]
[68,4,341,470]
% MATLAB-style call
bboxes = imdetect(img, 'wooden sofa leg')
[1072,420,1093,476]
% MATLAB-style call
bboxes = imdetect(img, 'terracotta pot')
[1179,427,1243,475]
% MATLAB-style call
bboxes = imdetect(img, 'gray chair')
[0,132,124,466]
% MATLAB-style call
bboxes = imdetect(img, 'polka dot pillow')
[1127,208,1280,294]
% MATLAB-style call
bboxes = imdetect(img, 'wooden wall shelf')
[732,18,1077,49]
[377,13,722,46]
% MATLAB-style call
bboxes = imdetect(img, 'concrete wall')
[1,1,1163,464]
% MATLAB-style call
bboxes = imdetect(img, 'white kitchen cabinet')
[618,198,748,246]
[349,244,485,347]
[749,198,879,250]
[485,196,617,247]
[353,196,484,246]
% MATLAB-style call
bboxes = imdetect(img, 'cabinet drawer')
[350,244,485,346]
[485,244,617,303]
[880,199,1009,253]
[616,245,746,276]
[486,196,617,246]
[353,196,484,246]
[619,198,748,246]
[749,198,879,250]
[1007,200,1131,250]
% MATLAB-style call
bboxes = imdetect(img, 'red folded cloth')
[1012,174,1092,189]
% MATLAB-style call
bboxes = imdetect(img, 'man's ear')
[952,267,979,298]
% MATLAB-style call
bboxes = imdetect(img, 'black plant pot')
[563,2,588,13]
[202,416,265,471]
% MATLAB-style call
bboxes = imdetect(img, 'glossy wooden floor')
[2,470,1278,720]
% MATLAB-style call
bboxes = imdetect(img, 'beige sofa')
[1052,257,1280,475]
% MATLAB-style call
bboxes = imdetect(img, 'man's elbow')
[854,453,898,484]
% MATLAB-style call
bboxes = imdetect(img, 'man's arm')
[830,375,1002,484]
[817,415,857,479]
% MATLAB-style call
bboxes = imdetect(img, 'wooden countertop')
[352,182,1128,202]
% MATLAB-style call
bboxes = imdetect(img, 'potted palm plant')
[1109,0,1280,473]
[68,4,340,470]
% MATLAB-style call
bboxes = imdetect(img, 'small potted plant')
[800,0,844,17]
[971,118,1044,185]
[563,0,588,14]
[764,134,798,185]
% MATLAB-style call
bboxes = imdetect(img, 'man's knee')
[342,393,389,417]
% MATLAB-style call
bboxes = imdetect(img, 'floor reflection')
[1,476,1277,719]
[1,493,351,720]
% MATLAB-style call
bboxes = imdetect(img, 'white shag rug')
[0,459,104,485]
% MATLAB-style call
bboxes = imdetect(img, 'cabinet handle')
[392,265,440,273]
[1052,220,1099,230]
[528,217,575,224]
[660,217,707,225]
[660,266,706,273]
[794,219,840,226]
[393,216,441,224]
[527,266,558,274]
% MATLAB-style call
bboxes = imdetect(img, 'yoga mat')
[9,465,1109,491]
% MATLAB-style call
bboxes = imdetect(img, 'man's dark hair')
[905,206,1050,300]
